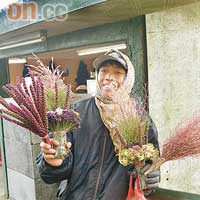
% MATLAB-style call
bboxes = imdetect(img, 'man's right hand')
[40,139,72,167]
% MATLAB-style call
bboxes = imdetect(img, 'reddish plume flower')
[0,76,50,144]
[146,115,200,174]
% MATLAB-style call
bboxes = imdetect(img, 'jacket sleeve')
[36,152,73,184]
[36,132,73,184]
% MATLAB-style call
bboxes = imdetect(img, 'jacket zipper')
[93,135,107,200]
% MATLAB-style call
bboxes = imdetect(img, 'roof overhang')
[0,0,200,42]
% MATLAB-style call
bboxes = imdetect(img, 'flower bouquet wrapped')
[114,100,159,200]
[0,57,80,159]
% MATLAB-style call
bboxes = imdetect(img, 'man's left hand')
[141,163,160,196]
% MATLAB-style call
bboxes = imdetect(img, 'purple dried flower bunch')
[47,84,80,132]
[47,109,80,132]
[0,72,50,144]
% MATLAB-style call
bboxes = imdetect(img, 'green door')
[0,58,9,97]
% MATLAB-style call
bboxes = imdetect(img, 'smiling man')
[37,49,160,200]
[94,50,128,99]
[96,62,127,98]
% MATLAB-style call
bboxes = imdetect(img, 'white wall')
[146,2,200,194]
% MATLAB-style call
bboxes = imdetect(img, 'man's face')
[97,64,127,98]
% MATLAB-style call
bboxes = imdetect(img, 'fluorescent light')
[77,43,127,56]
[0,38,45,50]
[0,30,46,50]
[9,58,27,64]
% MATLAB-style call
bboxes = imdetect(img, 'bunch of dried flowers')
[0,55,80,158]
[114,100,159,167]
[145,114,200,175]
[47,84,80,133]
[112,99,158,200]
[0,73,50,144]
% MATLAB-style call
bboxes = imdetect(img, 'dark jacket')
[36,97,159,200]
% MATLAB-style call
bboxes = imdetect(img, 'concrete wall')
[146,2,200,194]
[3,119,59,200]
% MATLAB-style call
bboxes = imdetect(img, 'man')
[36,49,160,200]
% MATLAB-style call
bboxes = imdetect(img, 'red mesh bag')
[127,176,146,200]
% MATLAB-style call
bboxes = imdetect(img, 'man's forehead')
[99,62,127,73]
[100,63,126,69]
